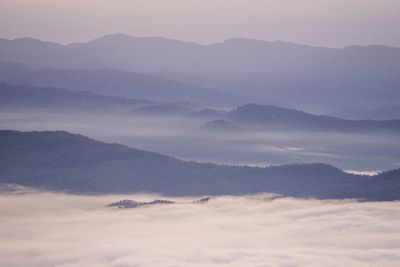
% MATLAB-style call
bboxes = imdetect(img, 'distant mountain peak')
[88,33,139,43]
[87,33,201,47]
[222,37,296,46]
[11,37,44,43]
[9,37,63,47]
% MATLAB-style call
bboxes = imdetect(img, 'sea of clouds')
[0,191,399,267]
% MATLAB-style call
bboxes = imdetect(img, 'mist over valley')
[1,2,400,265]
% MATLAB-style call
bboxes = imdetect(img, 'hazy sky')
[0,0,400,47]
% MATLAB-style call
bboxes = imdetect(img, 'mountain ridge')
[0,130,399,200]
[1,33,399,111]
[3,34,399,50]
[0,62,241,106]
[226,103,400,133]
[0,83,156,111]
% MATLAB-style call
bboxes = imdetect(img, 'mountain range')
[0,130,399,200]
[0,62,241,106]
[0,83,155,111]
[2,83,399,133]
[1,34,400,112]
[225,104,400,133]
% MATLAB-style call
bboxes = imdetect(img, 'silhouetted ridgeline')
[227,104,400,133]
[1,34,400,111]
[0,130,399,200]
[0,83,154,111]
[2,83,399,133]
[0,62,241,106]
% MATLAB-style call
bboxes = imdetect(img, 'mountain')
[0,82,217,117]
[0,83,154,111]
[0,130,399,200]
[226,104,400,133]
[0,62,241,106]
[1,34,400,111]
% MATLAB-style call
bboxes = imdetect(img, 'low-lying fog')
[1,111,399,171]
[0,191,399,267]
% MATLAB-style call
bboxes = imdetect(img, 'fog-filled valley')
[1,3,400,265]
[1,80,399,172]
[1,190,400,267]
[1,109,399,172]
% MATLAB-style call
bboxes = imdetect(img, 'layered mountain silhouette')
[0,130,399,200]
[226,104,400,133]
[2,35,399,80]
[2,84,399,133]
[0,83,154,111]
[0,62,241,105]
[1,34,400,111]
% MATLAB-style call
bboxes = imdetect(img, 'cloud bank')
[0,192,399,267]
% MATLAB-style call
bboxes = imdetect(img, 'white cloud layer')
[0,192,399,267]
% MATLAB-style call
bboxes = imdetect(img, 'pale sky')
[0,0,399,47]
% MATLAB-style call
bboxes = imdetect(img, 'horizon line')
[1,33,399,50]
